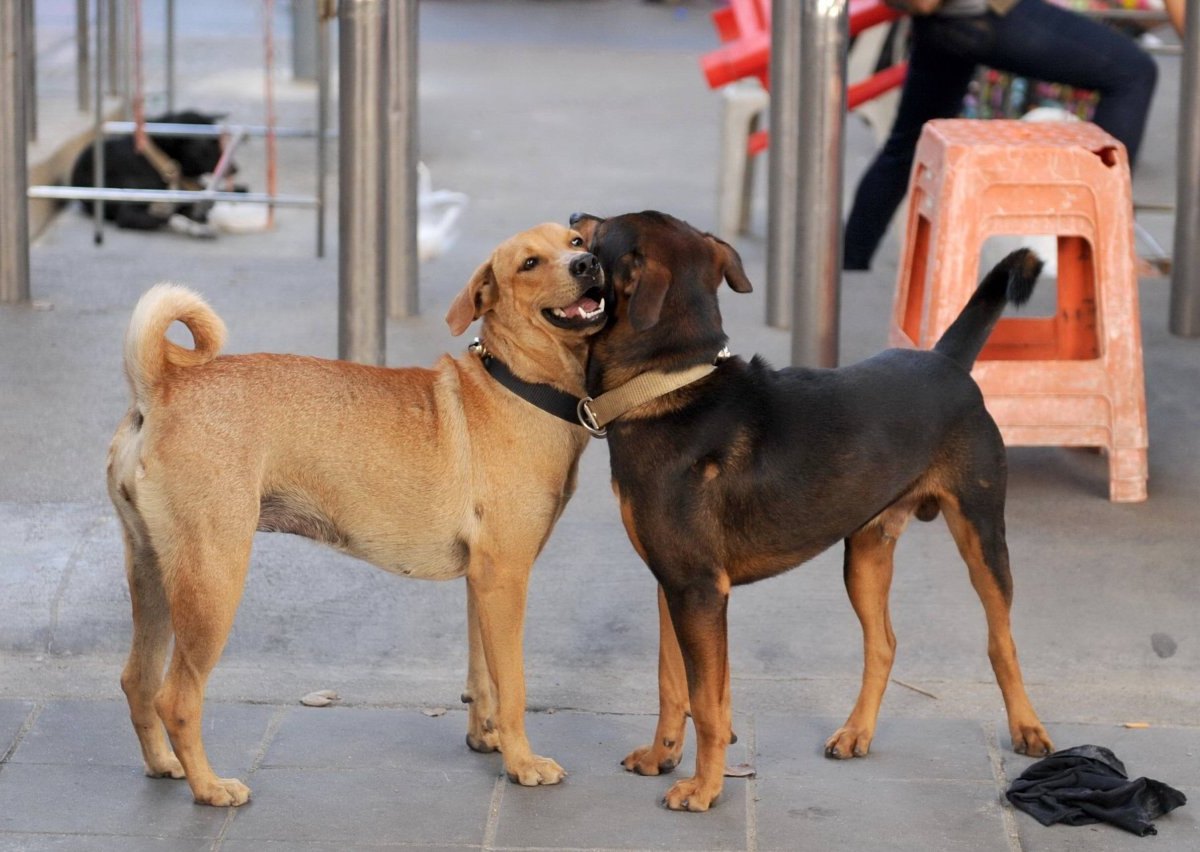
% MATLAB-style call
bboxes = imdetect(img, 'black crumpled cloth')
[1006,744,1187,836]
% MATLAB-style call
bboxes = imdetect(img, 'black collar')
[470,340,584,428]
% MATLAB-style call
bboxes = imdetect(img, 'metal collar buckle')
[576,397,607,438]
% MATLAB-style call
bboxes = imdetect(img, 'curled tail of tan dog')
[124,284,226,406]
[933,249,1042,372]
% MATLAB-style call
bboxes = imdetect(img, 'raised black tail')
[933,249,1043,371]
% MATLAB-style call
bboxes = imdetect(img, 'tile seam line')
[745,712,758,852]
[212,704,288,850]
[46,513,108,655]
[0,700,45,765]
[984,720,1024,852]
[481,769,505,851]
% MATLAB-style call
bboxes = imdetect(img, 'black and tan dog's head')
[445,222,606,345]
[570,211,751,381]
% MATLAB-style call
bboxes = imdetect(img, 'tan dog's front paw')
[663,776,720,812]
[824,726,873,759]
[1011,722,1054,757]
[144,752,186,779]
[505,755,566,786]
[193,777,251,807]
[622,740,682,776]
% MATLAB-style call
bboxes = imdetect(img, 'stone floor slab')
[9,700,277,778]
[223,767,495,846]
[754,714,996,782]
[754,776,1010,852]
[261,705,489,773]
[0,763,227,838]
[494,770,749,851]
[0,835,209,851]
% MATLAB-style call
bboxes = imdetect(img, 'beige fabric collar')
[578,348,731,437]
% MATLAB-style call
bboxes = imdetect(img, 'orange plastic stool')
[890,119,1148,502]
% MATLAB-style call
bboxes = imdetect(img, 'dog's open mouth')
[544,287,606,329]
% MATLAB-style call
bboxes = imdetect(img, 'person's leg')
[844,21,980,270]
[979,0,1157,164]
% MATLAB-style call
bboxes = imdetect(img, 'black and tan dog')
[571,210,1053,811]
[107,223,605,806]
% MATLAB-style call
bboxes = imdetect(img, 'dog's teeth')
[553,308,567,318]
[597,298,605,313]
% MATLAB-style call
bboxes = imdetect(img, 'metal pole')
[105,0,117,95]
[165,0,174,112]
[93,0,106,245]
[387,0,418,318]
[338,0,388,365]
[22,0,36,142]
[76,0,89,111]
[292,0,317,81]
[316,1,329,258]
[1,0,31,303]
[1170,0,1200,337]
[767,0,847,368]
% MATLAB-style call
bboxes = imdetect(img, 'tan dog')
[107,223,606,806]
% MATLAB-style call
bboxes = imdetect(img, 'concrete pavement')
[1,1,1197,849]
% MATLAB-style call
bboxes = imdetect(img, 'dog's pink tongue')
[561,295,600,318]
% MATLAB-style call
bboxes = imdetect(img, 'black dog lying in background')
[70,110,236,237]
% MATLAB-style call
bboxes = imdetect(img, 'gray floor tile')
[494,771,749,851]
[755,714,995,782]
[10,699,276,777]
[222,842,477,852]
[223,767,494,846]
[0,763,227,838]
[0,835,209,851]
[754,776,1010,852]
[521,710,751,778]
[0,700,35,758]
[261,705,499,775]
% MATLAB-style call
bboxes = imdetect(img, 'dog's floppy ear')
[707,234,753,293]
[445,260,499,336]
[623,254,672,331]
[568,212,604,246]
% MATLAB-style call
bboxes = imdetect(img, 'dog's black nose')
[570,253,600,278]
[569,212,585,226]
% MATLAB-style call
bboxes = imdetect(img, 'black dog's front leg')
[659,575,732,812]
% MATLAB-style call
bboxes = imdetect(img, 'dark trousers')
[843,0,1158,270]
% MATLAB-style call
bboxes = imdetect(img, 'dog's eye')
[570,236,583,247]
[522,257,539,271]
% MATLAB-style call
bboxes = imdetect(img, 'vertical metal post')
[292,0,317,81]
[165,0,174,112]
[76,0,89,111]
[387,0,418,318]
[1,0,31,303]
[93,0,106,244]
[338,0,388,364]
[1170,0,1200,337]
[767,0,847,368]
[315,1,329,258]
[105,0,117,95]
[22,0,36,142]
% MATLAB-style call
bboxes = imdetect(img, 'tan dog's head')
[445,223,607,346]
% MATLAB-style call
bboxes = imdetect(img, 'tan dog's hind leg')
[941,498,1053,757]
[118,524,184,780]
[826,524,900,760]
[463,589,500,753]
[467,555,565,786]
[623,585,689,775]
[154,532,254,806]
